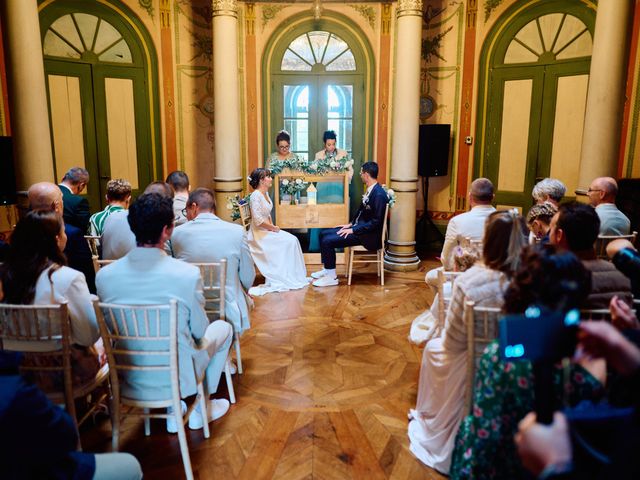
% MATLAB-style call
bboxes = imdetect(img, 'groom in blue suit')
[312,161,388,287]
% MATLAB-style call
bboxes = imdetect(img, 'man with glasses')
[166,171,190,226]
[586,177,630,235]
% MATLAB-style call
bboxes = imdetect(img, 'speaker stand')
[416,176,444,251]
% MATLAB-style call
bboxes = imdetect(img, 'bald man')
[586,177,630,236]
[28,182,96,293]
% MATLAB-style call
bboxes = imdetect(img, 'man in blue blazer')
[96,193,233,431]
[58,167,91,233]
[312,161,388,287]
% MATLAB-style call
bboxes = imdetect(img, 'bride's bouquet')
[306,154,354,176]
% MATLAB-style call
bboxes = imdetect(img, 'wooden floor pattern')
[82,259,445,480]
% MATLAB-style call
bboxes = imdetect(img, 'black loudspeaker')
[0,137,17,203]
[418,124,451,177]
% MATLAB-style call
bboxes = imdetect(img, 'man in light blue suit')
[96,193,233,432]
[169,188,255,334]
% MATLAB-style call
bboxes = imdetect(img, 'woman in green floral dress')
[449,245,606,479]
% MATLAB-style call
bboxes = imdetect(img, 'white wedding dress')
[247,190,309,296]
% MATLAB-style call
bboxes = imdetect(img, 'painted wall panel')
[497,78,532,192]
[105,77,139,189]
[549,74,588,195]
[48,74,85,177]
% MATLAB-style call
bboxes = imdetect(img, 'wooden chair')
[92,257,115,274]
[193,260,238,403]
[595,231,637,259]
[238,202,251,231]
[84,235,101,257]
[94,299,208,480]
[0,302,109,440]
[436,270,463,327]
[346,203,389,286]
[464,300,502,412]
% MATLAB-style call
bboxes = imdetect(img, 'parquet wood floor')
[82,259,445,480]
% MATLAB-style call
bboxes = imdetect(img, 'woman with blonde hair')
[408,210,528,474]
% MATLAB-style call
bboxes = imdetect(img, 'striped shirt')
[89,205,124,236]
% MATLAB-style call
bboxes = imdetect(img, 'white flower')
[309,163,317,170]
[295,178,302,184]
[282,179,289,186]
[387,189,395,196]
[346,159,354,167]
[329,161,337,168]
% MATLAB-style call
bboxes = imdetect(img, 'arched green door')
[476,1,595,210]
[269,26,368,217]
[40,1,161,211]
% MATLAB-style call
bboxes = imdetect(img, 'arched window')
[281,31,356,72]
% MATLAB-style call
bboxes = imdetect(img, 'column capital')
[397,0,423,19]
[212,0,238,18]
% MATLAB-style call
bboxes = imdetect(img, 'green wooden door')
[476,4,595,211]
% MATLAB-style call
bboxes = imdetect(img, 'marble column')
[212,0,242,220]
[384,0,422,271]
[578,0,632,188]
[2,0,54,189]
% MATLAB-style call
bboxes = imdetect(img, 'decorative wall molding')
[138,0,154,19]
[245,2,256,36]
[483,0,505,23]
[397,0,423,18]
[159,0,170,28]
[261,5,289,31]
[382,2,392,34]
[348,4,376,29]
[212,0,238,18]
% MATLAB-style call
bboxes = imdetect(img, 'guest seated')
[89,179,131,237]
[586,177,630,235]
[166,171,190,226]
[169,188,256,334]
[409,244,480,345]
[526,202,557,243]
[102,181,174,260]
[549,202,632,308]
[516,321,640,479]
[449,245,606,480]
[408,210,528,474]
[531,178,566,207]
[0,210,103,389]
[424,178,496,294]
[58,167,91,232]
[28,182,95,293]
[0,351,142,480]
[96,193,233,432]
[606,239,640,299]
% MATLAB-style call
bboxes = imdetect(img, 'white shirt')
[362,182,378,204]
[440,204,496,270]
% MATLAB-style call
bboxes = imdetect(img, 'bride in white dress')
[246,168,310,296]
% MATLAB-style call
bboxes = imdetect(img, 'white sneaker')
[313,275,339,287]
[166,400,187,433]
[311,269,327,279]
[188,399,230,430]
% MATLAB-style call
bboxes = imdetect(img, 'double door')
[483,60,590,209]
[45,59,153,210]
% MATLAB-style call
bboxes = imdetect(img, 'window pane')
[98,38,133,63]
[44,31,82,59]
[74,13,99,50]
[284,119,308,155]
[326,50,356,71]
[327,119,352,152]
[281,49,312,71]
[328,85,353,118]
[284,85,309,118]
[323,35,349,65]
[288,35,316,66]
[307,31,329,64]
[94,20,122,55]
[50,15,84,52]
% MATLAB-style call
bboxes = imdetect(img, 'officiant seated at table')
[311,161,388,287]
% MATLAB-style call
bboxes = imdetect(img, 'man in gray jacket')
[169,188,255,335]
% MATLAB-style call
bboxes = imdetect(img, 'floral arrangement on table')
[226,194,251,221]
[381,184,396,208]
[280,177,308,196]
[268,155,354,176]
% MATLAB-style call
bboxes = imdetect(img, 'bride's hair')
[249,168,271,189]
